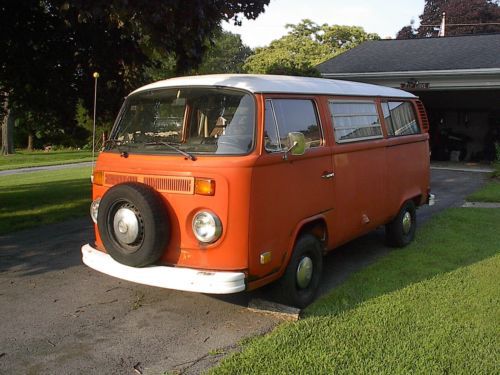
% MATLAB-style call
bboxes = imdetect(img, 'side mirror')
[283,132,306,160]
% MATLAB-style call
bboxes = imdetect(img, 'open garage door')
[417,89,500,162]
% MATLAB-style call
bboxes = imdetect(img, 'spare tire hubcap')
[113,207,140,245]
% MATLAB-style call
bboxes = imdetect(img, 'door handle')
[321,172,335,179]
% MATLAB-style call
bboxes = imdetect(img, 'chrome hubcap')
[296,256,313,289]
[402,211,412,235]
[113,207,140,245]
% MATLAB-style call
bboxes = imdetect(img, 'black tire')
[279,234,323,308]
[385,200,417,248]
[97,182,170,267]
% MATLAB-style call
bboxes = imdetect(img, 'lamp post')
[92,72,99,174]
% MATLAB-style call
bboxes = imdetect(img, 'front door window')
[264,99,323,152]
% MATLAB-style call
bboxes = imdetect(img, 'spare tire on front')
[97,182,170,267]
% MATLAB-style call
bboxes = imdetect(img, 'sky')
[222,0,426,48]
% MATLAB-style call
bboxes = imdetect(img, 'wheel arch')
[282,215,328,276]
[247,214,329,291]
[391,189,424,223]
[295,218,328,252]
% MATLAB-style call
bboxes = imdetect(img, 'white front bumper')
[81,244,246,294]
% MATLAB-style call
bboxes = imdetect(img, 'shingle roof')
[317,34,500,74]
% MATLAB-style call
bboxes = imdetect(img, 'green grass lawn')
[0,167,91,234]
[466,164,500,203]
[210,208,500,374]
[0,149,92,171]
[493,162,500,178]
[466,180,500,203]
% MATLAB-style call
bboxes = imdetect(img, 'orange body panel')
[91,91,430,290]
[93,152,257,271]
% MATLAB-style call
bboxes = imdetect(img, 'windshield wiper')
[104,138,134,158]
[145,141,196,161]
[104,138,123,148]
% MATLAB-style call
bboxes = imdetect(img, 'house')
[317,34,500,161]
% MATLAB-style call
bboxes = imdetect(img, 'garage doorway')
[416,89,500,162]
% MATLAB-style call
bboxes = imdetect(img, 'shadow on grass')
[0,179,90,213]
[0,177,92,276]
[305,208,500,317]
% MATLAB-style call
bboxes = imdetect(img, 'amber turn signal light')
[92,170,104,186]
[195,178,215,196]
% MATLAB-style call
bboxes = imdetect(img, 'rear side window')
[329,100,382,143]
[264,99,322,152]
[382,101,420,136]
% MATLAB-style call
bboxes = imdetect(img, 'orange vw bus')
[82,74,431,307]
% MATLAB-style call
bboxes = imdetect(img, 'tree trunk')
[27,132,34,151]
[1,99,15,155]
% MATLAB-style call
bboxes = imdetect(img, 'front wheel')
[279,234,323,308]
[385,200,417,247]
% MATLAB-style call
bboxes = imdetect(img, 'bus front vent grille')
[104,173,194,195]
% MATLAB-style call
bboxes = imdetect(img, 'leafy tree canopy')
[147,29,252,81]
[198,30,253,74]
[397,0,500,39]
[0,0,269,151]
[244,20,379,76]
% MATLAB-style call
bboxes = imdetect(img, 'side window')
[382,101,420,136]
[329,100,382,143]
[264,99,322,152]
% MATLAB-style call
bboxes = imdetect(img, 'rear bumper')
[81,244,246,294]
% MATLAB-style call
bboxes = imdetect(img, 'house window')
[264,99,322,152]
[329,100,383,143]
[382,101,420,136]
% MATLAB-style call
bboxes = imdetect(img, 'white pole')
[439,12,446,37]
[92,72,99,175]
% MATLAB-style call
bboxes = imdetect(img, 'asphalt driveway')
[0,168,488,374]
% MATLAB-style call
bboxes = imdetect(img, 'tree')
[396,25,418,39]
[197,30,253,74]
[1,93,14,155]
[397,0,500,39]
[147,30,252,81]
[244,20,379,76]
[396,19,419,39]
[0,1,270,154]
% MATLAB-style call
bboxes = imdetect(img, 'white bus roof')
[131,74,416,99]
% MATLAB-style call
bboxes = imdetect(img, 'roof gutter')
[321,68,500,79]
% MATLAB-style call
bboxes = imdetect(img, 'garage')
[317,33,500,162]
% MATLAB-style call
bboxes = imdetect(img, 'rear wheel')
[385,200,416,247]
[279,234,323,308]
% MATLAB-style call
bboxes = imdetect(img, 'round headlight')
[192,211,222,243]
[90,198,101,224]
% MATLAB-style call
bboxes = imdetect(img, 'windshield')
[107,87,255,156]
